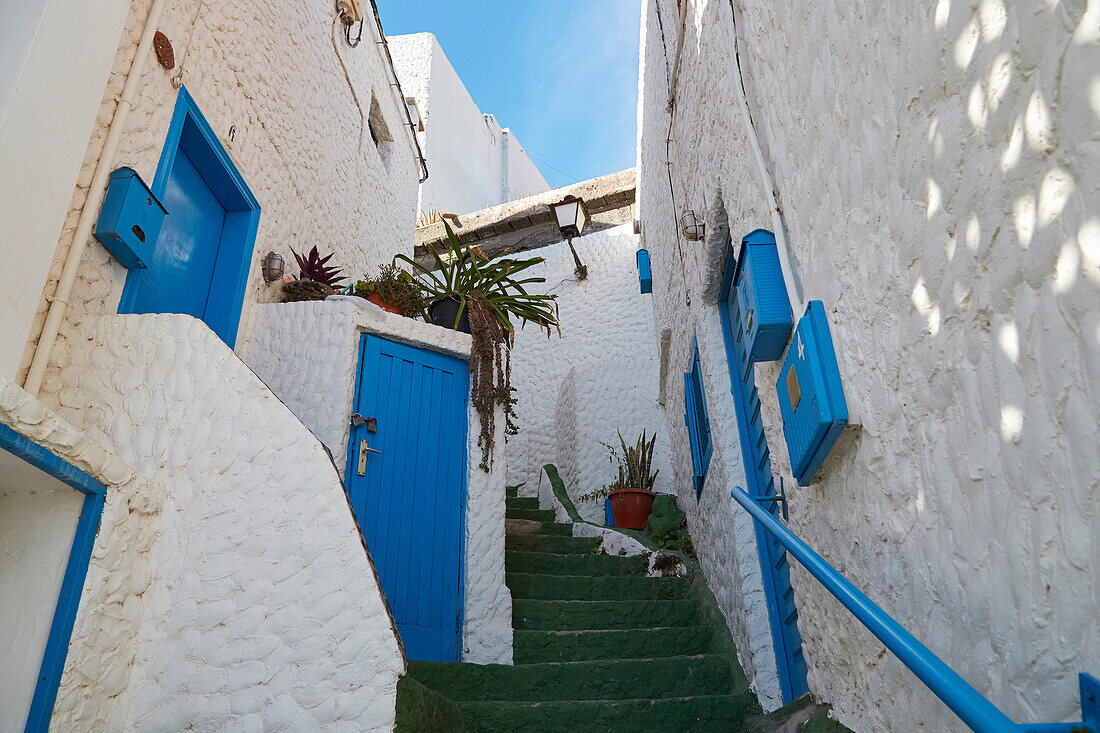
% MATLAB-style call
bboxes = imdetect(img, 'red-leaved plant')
[291,246,345,289]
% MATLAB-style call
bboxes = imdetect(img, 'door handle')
[357,439,382,476]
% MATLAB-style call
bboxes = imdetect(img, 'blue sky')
[377,0,641,190]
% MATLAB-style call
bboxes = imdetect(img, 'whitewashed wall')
[0,0,130,380]
[49,314,406,730]
[20,0,420,397]
[389,33,549,217]
[508,224,673,524]
[241,298,513,665]
[638,0,1099,728]
[0,465,83,732]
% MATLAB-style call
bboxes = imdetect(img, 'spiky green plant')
[579,430,660,503]
[394,221,558,337]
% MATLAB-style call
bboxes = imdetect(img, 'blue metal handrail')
[731,486,1097,733]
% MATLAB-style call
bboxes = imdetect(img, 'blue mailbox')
[777,300,848,486]
[636,249,652,294]
[733,228,793,362]
[93,167,166,269]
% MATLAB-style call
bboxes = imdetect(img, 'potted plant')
[353,263,427,319]
[282,246,346,302]
[396,222,559,470]
[580,431,660,530]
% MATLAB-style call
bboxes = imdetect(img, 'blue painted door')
[723,279,810,702]
[345,334,469,662]
[123,149,225,322]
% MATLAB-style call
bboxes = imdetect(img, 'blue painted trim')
[0,424,107,733]
[636,249,652,294]
[682,337,711,503]
[731,486,1099,733]
[718,244,799,703]
[119,86,261,348]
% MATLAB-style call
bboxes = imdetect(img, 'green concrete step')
[506,496,540,512]
[408,655,730,702]
[505,485,519,499]
[506,507,556,522]
[513,599,700,630]
[506,550,647,576]
[505,534,599,555]
[514,626,715,663]
[536,522,573,536]
[506,572,689,601]
[459,695,752,732]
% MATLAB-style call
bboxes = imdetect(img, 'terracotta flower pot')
[365,291,402,314]
[608,488,656,530]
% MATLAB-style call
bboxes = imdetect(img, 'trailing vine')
[467,291,518,471]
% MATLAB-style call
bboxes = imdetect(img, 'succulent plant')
[291,246,345,289]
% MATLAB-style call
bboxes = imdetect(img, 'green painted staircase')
[395,486,848,732]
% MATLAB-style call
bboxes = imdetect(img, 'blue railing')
[731,486,1098,733]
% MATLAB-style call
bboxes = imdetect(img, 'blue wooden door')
[124,149,225,319]
[345,334,469,662]
[722,274,809,702]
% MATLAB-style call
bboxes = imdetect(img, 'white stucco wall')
[49,313,406,730]
[20,0,420,397]
[0,0,130,380]
[0,463,83,732]
[638,0,1099,729]
[508,224,674,524]
[241,297,513,665]
[389,33,549,217]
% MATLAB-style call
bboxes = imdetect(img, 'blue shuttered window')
[684,340,712,501]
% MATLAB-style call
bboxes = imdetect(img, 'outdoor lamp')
[681,209,704,241]
[549,195,590,281]
[262,250,286,282]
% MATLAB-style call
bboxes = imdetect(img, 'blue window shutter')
[636,249,652,294]
[684,340,712,502]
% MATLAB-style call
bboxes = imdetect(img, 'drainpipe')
[724,0,805,317]
[23,0,170,397]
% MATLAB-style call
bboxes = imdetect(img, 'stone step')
[513,599,700,631]
[506,550,647,577]
[458,695,753,732]
[514,626,715,663]
[505,496,540,512]
[506,572,689,601]
[535,522,573,536]
[505,534,599,554]
[407,655,731,703]
[506,507,556,522]
[505,485,519,499]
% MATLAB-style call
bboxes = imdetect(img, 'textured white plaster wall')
[20,0,420,396]
[389,33,549,217]
[0,474,82,732]
[0,0,130,380]
[638,0,1100,728]
[0,378,160,731]
[508,224,674,524]
[51,314,405,730]
[241,297,513,665]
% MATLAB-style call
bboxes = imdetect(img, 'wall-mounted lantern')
[681,209,704,241]
[262,251,286,282]
[549,195,590,281]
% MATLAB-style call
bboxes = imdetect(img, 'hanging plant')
[397,222,559,470]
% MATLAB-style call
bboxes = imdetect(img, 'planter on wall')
[608,488,656,530]
[365,292,403,314]
[429,295,471,333]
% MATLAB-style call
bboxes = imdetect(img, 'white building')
[636,0,1099,730]
[389,33,550,219]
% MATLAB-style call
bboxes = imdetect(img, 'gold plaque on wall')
[786,367,801,410]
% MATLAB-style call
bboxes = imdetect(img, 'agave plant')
[394,221,558,337]
[291,246,345,289]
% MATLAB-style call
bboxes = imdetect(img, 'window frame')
[683,338,712,501]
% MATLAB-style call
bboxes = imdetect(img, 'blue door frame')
[343,334,469,662]
[119,86,260,348]
[0,424,107,733]
[718,242,809,703]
